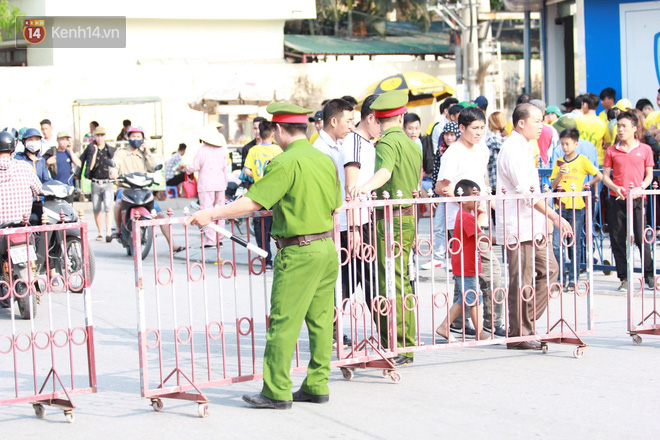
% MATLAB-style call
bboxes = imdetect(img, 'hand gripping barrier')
[133,189,595,416]
[626,186,660,345]
[0,216,96,423]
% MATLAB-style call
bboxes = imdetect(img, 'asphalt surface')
[1,198,658,439]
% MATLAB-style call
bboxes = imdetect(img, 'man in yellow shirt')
[598,87,616,125]
[244,120,283,269]
[576,93,607,165]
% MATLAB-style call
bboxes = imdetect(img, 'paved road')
[1,198,658,439]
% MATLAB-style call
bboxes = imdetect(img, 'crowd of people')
[4,83,659,410]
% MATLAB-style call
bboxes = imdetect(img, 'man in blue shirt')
[43,131,82,185]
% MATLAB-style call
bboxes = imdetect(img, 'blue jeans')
[452,276,483,305]
[552,209,585,282]
[432,202,446,259]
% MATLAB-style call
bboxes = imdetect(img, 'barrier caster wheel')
[64,411,75,423]
[381,369,391,378]
[340,367,354,380]
[390,371,401,384]
[198,404,209,418]
[33,404,45,419]
[632,334,642,345]
[602,260,612,276]
[151,399,164,412]
[573,347,585,359]
[541,344,549,354]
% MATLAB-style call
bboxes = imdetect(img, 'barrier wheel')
[390,371,401,384]
[602,260,612,276]
[340,367,355,381]
[33,404,45,419]
[151,399,164,412]
[632,334,642,345]
[541,343,549,354]
[381,369,391,378]
[198,404,209,418]
[64,411,75,424]
[573,347,585,359]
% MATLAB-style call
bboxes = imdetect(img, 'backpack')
[420,122,439,175]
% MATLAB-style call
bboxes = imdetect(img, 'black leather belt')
[92,179,113,184]
[275,231,333,250]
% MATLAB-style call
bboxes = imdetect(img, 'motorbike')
[0,221,39,319]
[115,166,162,260]
[36,180,96,293]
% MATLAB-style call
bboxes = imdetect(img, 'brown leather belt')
[375,205,414,221]
[275,230,333,250]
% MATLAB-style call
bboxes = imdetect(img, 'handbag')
[182,173,198,198]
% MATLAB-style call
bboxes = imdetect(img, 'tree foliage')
[0,0,23,42]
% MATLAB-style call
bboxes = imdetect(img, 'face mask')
[24,140,41,153]
[128,139,143,149]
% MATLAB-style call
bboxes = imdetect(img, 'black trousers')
[339,223,376,310]
[253,215,273,265]
[608,198,653,280]
[166,173,186,187]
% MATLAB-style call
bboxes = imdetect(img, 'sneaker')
[493,326,507,337]
[645,276,655,290]
[421,259,444,270]
[565,282,575,292]
[265,263,273,270]
[343,334,353,346]
[618,280,628,292]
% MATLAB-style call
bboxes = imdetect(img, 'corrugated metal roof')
[284,35,452,56]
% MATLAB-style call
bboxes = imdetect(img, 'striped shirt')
[339,131,376,229]
[0,157,42,224]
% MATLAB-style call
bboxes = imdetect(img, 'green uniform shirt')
[374,126,423,207]
[246,138,341,239]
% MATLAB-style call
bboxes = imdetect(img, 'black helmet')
[0,131,15,153]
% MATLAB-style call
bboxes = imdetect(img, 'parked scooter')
[0,221,39,319]
[36,180,96,293]
[115,165,163,260]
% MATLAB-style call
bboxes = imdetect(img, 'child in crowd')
[423,121,461,270]
[434,179,489,341]
[550,127,603,290]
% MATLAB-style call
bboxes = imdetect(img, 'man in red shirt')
[602,111,654,291]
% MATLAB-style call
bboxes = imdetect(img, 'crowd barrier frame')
[0,216,96,423]
[132,189,595,417]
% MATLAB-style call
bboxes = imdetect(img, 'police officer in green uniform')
[188,103,342,409]
[349,90,423,365]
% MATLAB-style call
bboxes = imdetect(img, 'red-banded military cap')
[371,90,409,118]
[266,102,313,124]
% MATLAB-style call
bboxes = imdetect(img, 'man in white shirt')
[340,94,380,314]
[496,103,571,350]
[435,106,504,337]
[313,97,355,346]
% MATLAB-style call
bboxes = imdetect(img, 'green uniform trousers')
[261,237,338,401]
[376,215,416,358]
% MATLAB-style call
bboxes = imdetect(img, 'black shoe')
[292,388,329,404]
[450,324,476,337]
[645,276,655,289]
[242,393,292,409]
[343,334,352,346]
[493,326,507,337]
[392,355,413,365]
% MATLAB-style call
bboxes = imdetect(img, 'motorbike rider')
[113,126,183,252]
[14,128,51,222]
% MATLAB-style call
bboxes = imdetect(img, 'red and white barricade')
[0,217,96,423]
[626,186,660,344]
[133,189,595,416]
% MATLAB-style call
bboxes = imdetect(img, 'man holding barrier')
[188,102,342,410]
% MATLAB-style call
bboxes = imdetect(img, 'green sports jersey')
[246,138,341,239]
[374,126,423,207]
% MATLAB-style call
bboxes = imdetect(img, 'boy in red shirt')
[435,179,489,342]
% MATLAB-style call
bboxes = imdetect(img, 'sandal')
[173,246,186,253]
[95,235,103,241]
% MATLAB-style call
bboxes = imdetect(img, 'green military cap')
[552,115,577,133]
[267,102,313,124]
[371,90,409,118]
[458,101,477,108]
